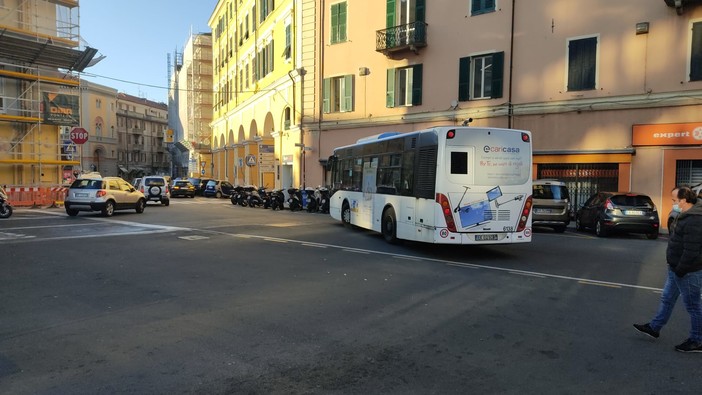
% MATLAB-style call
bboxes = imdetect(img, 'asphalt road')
[1,197,700,394]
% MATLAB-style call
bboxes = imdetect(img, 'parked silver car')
[532,179,571,232]
[138,176,171,206]
[65,175,146,217]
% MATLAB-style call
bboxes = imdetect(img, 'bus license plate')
[475,234,498,241]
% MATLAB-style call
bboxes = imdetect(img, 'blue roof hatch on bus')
[355,132,402,144]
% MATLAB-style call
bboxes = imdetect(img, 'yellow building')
[209,0,317,189]
[0,0,97,187]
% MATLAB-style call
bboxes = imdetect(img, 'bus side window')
[401,151,415,196]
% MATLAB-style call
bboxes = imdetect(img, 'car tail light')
[96,190,107,198]
[517,196,533,232]
[435,193,457,232]
[604,198,614,210]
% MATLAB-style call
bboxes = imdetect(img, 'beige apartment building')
[168,32,213,178]
[0,0,97,188]
[71,81,118,182]
[116,93,170,179]
[311,0,702,227]
[209,0,317,189]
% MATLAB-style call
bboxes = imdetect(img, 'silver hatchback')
[65,175,146,217]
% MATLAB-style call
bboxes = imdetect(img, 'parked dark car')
[575,191,660,239]
[171,180,197,198]
[204,180,235,198]
[187,178,213,196]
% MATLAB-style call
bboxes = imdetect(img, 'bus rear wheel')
[382,207,399,244]
[342,201,352,227]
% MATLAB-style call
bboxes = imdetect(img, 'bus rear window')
[451,152,468,174]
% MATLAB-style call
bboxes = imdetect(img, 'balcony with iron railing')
[376,21,427,55]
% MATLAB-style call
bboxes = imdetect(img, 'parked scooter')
[287,187,303,211]
[318,186,330,214]
[245,185,262,208]
[259,187,272,209]
[0,185,13,219]
[270,188,285,211]
[231,185,249,207]
[305,187,318,213]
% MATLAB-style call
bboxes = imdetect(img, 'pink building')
[308,0,702,228]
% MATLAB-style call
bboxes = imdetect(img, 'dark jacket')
[667,201,702,276]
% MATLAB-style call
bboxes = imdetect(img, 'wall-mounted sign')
[42,92,79,125]
[633,122,702,146]
[245,154,257,166]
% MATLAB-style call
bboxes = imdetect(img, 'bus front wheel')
[382,207,399,244]
[342,202,352,227]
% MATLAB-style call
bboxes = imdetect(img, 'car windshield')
[206,180,217,187]
[533,185,569,200]
[610,195,654,208]
[70,179,103,189]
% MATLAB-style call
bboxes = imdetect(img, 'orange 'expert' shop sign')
[632,122,702,146]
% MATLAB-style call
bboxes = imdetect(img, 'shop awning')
[117,165,128,173]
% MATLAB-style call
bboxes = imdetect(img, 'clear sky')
[79,0,218,103]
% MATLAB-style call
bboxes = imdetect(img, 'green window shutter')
[568,37,597,91]
[343,74,354,111]
[415,0,425,22]
[386,68,396,108]
[411,64,423,106]
[270,40,275,73]
[323,78,331,113]
[458,57,471,101]
[386,0,396,28]
[339,2,347,42]
[491,51,504,98]
[331,3,339,43]
[692,22,702,81]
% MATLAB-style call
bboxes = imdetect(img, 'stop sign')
[70,127,89,145]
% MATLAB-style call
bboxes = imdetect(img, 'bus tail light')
[436,193,457,232]
[516,195,533,232]
[446,129,456,139]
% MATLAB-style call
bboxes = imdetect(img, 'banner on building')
[42,92,80,125]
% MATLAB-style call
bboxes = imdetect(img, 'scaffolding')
[0,0,95,186]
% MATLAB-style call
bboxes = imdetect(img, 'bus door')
[358,156,378,229]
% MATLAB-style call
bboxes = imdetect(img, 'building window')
[567,36,597,91]
[458,52,504,101]
[386,64,422,107]
[331,2,347,44]
[284,24,292,60]
[260,0,274,23]
[284,107,291,129]
[691,22,702,81]
[471,0,495,15]
[323,75,354,113]
[257,40,274,80]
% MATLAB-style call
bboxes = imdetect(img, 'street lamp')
[294,143,312,188]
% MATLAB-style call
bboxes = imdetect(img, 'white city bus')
[328,126,533,244]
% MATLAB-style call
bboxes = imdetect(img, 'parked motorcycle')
[0,186,13,219]
[287,187,303,211]
[259,187,272,209]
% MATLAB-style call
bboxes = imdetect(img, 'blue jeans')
[650,268,702,342]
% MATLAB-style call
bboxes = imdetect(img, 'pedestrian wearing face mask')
[633,186,702,352]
